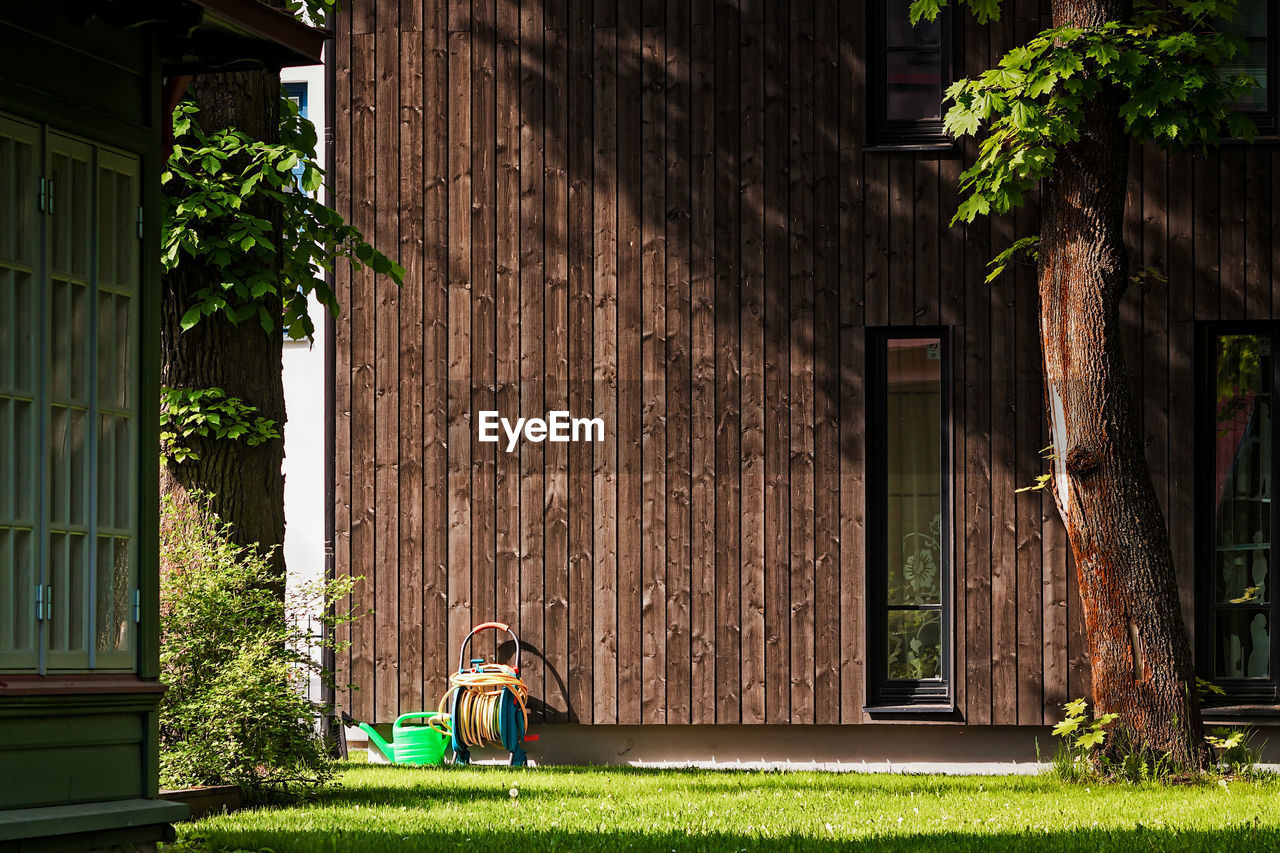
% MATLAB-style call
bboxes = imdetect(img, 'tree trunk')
[160,69,286,590]
[1039,0,1209,768]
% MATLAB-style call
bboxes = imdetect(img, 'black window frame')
[867,1,953,149]
[866,327,953,710]
[1196,321,1280,705]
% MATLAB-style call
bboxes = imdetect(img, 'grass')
[169,760,1280,852]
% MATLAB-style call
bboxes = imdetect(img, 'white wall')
[281,58,328,702]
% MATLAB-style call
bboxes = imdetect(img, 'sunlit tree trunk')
[160,67,286,592]
[1039,0,1209,768]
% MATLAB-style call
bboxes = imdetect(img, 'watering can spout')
[358,722,395,762]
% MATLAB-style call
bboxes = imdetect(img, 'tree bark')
[160,69,286,590]
[1040,0,1209,767]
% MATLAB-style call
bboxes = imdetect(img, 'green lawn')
[170,761,1280,852]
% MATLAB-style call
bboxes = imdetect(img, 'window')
[0,112,140,673]
[1220,0,1275,134]
[867,330,951,707]
[869,0,951,148]
[1200,326,1279,703]
[283,82,309,191]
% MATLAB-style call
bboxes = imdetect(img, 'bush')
[159,493,358,797]
[1045,698,1119,782]
[1044,697,1269,783]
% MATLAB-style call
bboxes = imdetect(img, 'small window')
[1200,326,1279,703]
[282,82,309,191]
[1219,0,1275,134]
[868,0,951,148]
[867,330,952,707]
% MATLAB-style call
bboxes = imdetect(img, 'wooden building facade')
[331,0,1280,730]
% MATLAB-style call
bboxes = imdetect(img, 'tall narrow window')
[1201,328,1279,702]
[0,112,140,674]
[868,330,951,707]
[869,0,950,147]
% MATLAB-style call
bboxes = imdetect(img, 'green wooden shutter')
[0,114,41,671]
[44,132,95,671]
[2,115,141,675]
[93,147,139,670]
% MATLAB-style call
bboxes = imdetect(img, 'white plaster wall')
[281,58,327,702]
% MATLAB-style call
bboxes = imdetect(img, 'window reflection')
[885,337,943,681]
[1213,334,1273,681]
[883,0,946,126]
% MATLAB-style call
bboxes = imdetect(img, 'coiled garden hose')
[429,622,530,759]
[431,662,529,749]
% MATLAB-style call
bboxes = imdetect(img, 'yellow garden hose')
[431,662,529,748]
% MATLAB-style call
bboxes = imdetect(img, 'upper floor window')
[867,330,952,708]
[869,0,951,148]
[1220,0,1275,134]
[1200,326,1278,703]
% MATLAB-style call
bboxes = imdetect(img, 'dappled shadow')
[331,0,1280,727]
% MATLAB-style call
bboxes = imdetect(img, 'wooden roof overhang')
[65,0,326,72]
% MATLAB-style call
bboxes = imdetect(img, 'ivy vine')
[162,92,403,342]
[160,386,282,464]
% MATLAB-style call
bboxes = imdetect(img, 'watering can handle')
[394,711,443,727]
[458,622,521,673]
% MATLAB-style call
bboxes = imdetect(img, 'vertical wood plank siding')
[333,0,1278,725]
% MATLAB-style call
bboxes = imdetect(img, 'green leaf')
[179,305,204,332]
[1075,729,1107,750]
[1052,718,1081,737]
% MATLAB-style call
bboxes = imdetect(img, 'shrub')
[1046,698,1118,782]
[159,493,358,798]
[1044,696,1269,783]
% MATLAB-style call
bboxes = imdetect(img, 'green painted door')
[0,112,141,674]
[0,114,41,672]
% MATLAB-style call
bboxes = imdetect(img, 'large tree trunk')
[1040,0,1208,768]
[160,69,286,589]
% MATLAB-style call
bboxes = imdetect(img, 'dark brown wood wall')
[332,0,1280,726]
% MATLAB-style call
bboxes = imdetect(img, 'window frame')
[1197,322,1280,705]
[867,2,953,150]
[865,327,954,710]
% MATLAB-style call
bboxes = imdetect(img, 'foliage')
[282,0,337,25]
[1048,698,1120,781]
[985,235,1040,284]
[1016,444,1057,494]
[1205,726,1269,778]
[1046,695,1269,783]
[1215,333,1269,430]
[171,762,1280,852]
[160,386,281,464]
[159,493,360,796]
[162,94,403,342]
[908,0,1258,225]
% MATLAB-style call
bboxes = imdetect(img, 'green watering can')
[343,711,450,766]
